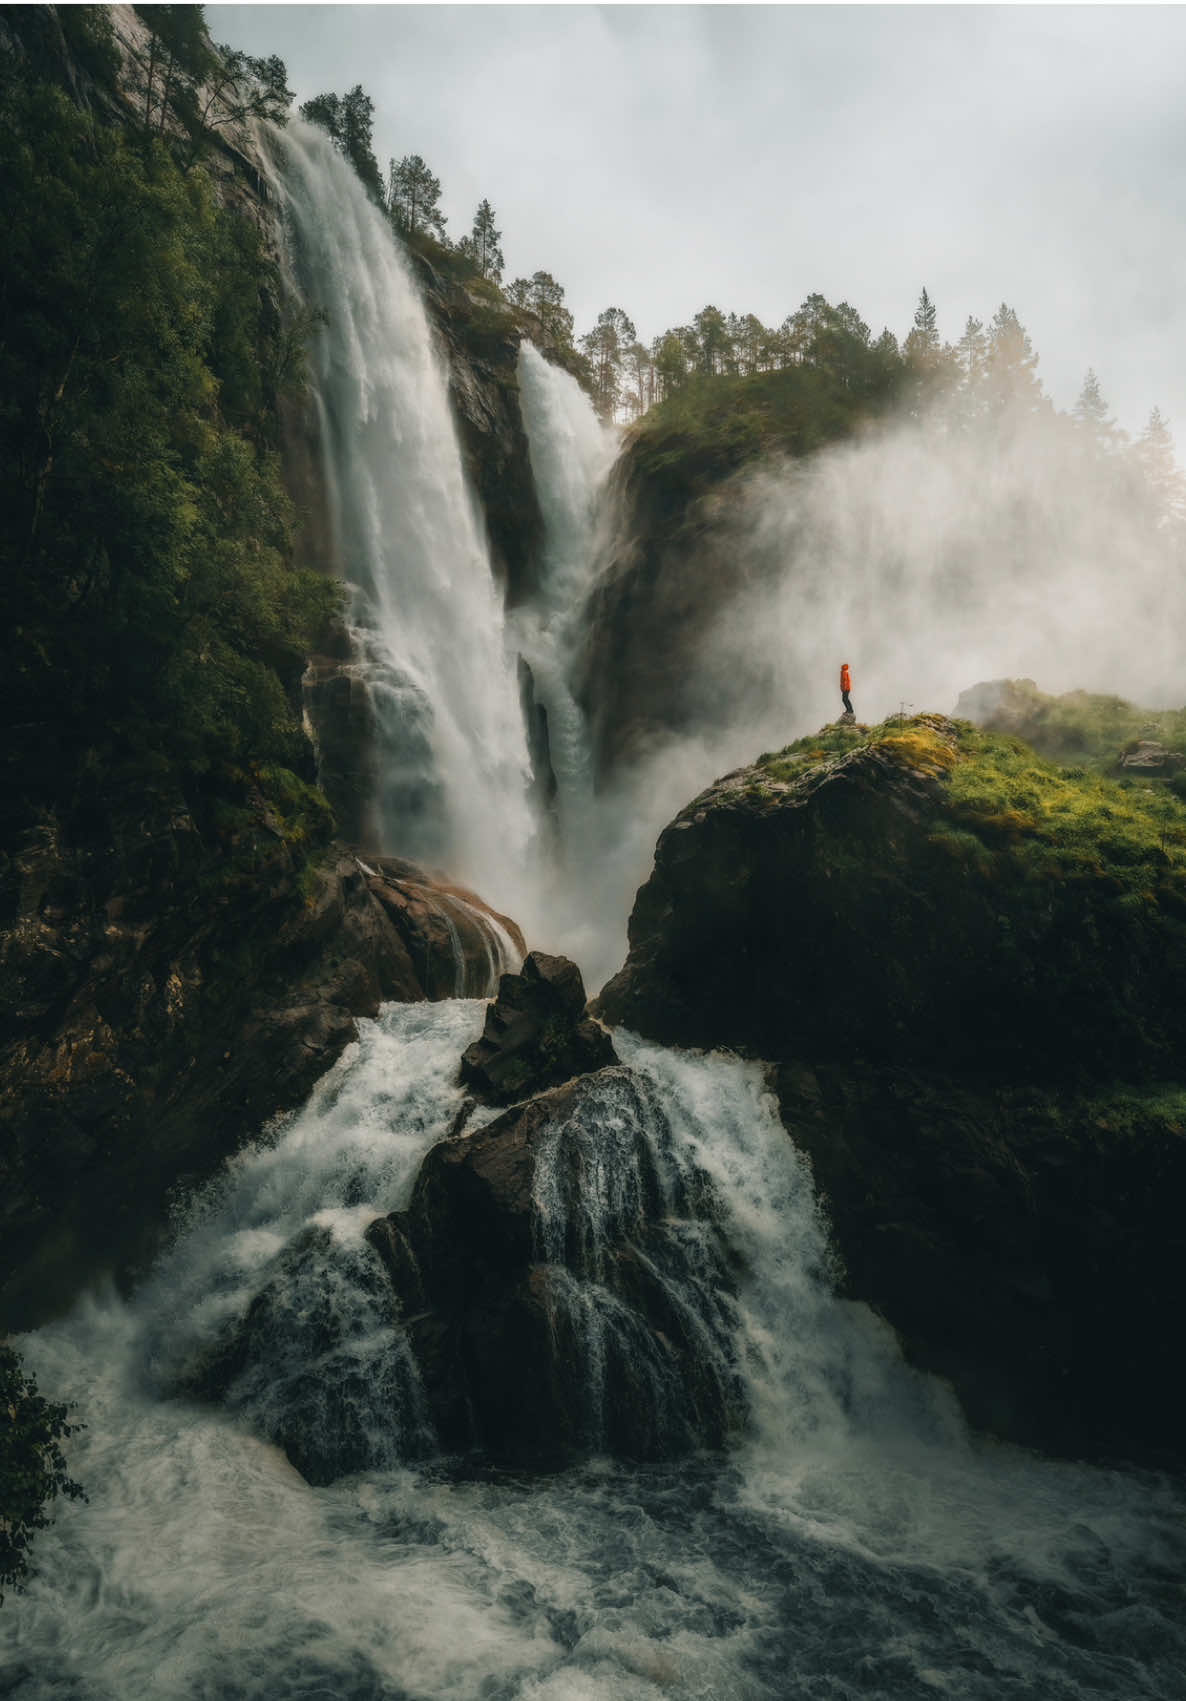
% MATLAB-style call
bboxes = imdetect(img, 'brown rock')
[459,951,616,1105]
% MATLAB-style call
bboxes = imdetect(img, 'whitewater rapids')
[3,1002,1183,1700]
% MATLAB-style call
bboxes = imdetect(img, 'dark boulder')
[460,950,616,1106]
[175,1223,435,1485]
[367,1068,746,1468]
[598,715,1186,1078]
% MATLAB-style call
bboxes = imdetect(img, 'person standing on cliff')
[840,662,854,719]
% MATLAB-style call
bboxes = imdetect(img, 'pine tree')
[903,286,940,363]
[300,91,342,145]
[527,272,573,344]
[387,154,447,240]
[1136,408,1186,531]
[460,199,504,282]
[300,86,383,202]
[340,86,383,201]
[652,331,688,399]
[1073,368,1124,453]
[623,342,654,417]
[956,316,987,385]
[693,305,729,375]
[984,304,1046,415]
[580,307,636,419]
[134,4,215,135]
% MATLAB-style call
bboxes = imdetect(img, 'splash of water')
[5,1009,1183,1699]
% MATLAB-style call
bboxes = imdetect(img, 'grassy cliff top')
[955,679,1186,770]
[604,710,1186,1078]
[750,714,1186,903]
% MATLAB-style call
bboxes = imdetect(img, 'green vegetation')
[962,679,1186,771]
[0,1343,84,1603]
[627,358,905,509]
[0,18,339,854]
[758,714,1186,906]
[939,723,1186,890]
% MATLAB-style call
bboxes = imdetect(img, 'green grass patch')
[754,713,1186,903]
[962,680,1186,770]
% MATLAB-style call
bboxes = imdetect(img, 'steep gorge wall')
[0,7,546,1329]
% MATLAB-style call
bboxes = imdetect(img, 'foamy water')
[4,1007,1183,1700]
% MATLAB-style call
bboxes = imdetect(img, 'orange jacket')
[840,665,852,693]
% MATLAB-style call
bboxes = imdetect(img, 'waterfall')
[262,122,536,911]
[512,344,616,833]
[512,346,646,981]
[5,1005,1183,1698]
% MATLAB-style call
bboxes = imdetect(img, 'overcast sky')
[208,4,1186,437]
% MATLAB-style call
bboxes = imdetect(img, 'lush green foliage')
[625,359,906,509]
[0,67,338,846]
[964,680,1186,770]
[0,1343,84,1602]
[759,715,1186,904]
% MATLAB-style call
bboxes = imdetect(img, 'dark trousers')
[841,690,853,715]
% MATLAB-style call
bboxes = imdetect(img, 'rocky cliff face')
[598,715,1186,1467]
[0,818,522,1332]
[574,458,762,781]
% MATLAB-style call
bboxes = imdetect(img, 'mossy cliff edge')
[599,715,1186,1465]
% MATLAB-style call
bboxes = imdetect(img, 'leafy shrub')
[0,1344,84,1603]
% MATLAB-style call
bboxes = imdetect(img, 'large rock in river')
[459,949,616,1105]
[598,714,1186,1467]
[366,1067,746,1469]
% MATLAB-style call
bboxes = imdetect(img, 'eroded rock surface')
[366,1067,745,1468]
[460,950,616,1106]
[0,830,522,1330]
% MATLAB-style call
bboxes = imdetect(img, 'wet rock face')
[460,951,617,1106]
[1120,740,1183,773]
[368,1068,746,1469]
[0,836,523,1332]
[573,464,771,782]
[178,1224,436,1487]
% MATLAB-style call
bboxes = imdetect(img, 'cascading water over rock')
[262,121,536,909]
[512,344,616,837]
[7,1004,1184,1699]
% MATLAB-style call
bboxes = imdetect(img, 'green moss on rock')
[600,713,1186,1079]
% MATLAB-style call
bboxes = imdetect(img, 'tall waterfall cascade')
[263,121,536,912]
[512,344,616,832]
